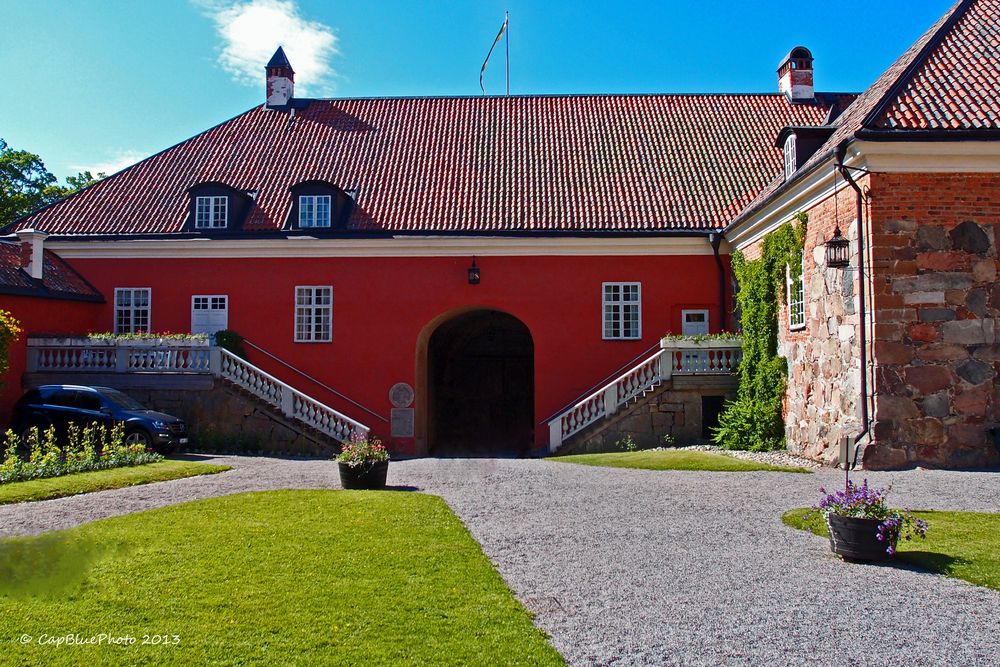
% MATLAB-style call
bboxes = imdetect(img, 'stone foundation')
[556,377,736,455]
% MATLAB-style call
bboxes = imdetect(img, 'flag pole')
[505,10,510,96]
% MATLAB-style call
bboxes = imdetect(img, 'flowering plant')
[335,432,389,469]
[815,479,928,555]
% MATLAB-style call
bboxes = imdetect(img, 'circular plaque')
[389,382,414,408]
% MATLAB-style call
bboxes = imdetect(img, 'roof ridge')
[295,91,858,102]
[860,0,975,130]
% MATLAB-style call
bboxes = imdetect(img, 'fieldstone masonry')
[868,174,1000,469]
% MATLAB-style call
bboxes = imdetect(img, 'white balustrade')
[547,341,742,452]
[216,349,368,442]
[25,337,370,443]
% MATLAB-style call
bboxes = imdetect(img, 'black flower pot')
[338,460,389,490]
[827,514,896,562]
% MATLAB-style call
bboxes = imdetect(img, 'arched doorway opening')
[426,309,534,457]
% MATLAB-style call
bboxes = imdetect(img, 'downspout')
[708,232,727,330]
[836,141,871,467]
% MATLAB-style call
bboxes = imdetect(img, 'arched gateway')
[422,309,534,457]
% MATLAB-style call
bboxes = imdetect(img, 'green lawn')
[783,508,1000,591]
[0,460,231,505]
[0,490,563,666]
[549,449,810,473]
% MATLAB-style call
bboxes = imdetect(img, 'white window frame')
[298,195,332,228]
[602,282,642,340]
[191,294,229,335]
[195,195,228,229]
[294,286,333,343]
[787,260,806,331]
[783,134,797,180]
[114,288,151,334]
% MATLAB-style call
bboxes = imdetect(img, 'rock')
[921,392,951,418]
[941,319,997,345]
[972,259,997,283]
[955,359,994,385]
[876,341,914,365]
[966,288,989,317]
[838,324,855,342]
[876,366,905,394]
[907,323,939,343]
[885,219,919,233]
[949,220,991,255]
[917,252,970,271]
[905,417,946,446]
[918,308,956,322]
[953,385,990,416]
[973,345,1000,362]
[916,225,949,251]
[893,273,975,293]
[877,395,920,421]
[904,365,954,393]
[904,291,946,305]
[916,343,970,362]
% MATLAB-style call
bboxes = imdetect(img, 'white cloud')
[199,0,338,94]
[70,149,147,176]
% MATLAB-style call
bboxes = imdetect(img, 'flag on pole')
[480,14,508,95]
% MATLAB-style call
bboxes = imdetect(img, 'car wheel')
[124,429,153,448]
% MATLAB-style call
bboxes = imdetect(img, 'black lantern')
[468,257,481,285]
[825,226,850,268]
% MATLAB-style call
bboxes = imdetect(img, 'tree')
[0,138,105,228]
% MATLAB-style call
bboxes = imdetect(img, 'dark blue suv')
[10,385,188,454]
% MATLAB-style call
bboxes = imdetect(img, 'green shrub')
[0,422,162,485]
[713,215,805,451]
[214,329,248,359]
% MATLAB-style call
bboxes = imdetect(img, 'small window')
[783,134,797,180]
[195,196,228,229]
[294,286,332,342]
[787,261,805,331]
[602,282,641,340]
[115,288,151,333]
[299,195,332,228]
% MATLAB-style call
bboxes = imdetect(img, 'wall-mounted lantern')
[825,226,850,268]
[468,257,481,285]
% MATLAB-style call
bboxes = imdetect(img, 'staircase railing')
[546,339,742,452]
[25,337,369,442]
[213,348,369,442]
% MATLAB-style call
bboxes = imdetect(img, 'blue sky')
[1,0,951,181]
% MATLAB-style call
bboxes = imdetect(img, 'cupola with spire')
[265,46,295,109]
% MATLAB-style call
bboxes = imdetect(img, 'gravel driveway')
[2,455,999,666]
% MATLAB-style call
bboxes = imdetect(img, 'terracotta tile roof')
[872,0,1000,130]
[0,241,103,301]
[6,94,850,236]
[730,0,995,228]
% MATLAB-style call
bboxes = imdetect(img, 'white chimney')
[15,228,48,281]
[265,46,295,109]
[778,46,814,101]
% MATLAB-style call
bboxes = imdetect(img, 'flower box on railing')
[28,335,210,348]
[660,336,743,349]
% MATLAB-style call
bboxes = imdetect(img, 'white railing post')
[115,347,128,372]
[210,347,222,376]
[26,346,39,372]
[657,349,671,382]
[280,385,295,418]
[604,385,619,416]
[548,420,562,452]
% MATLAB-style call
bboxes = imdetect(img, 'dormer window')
[783,134,797,180]
[196,196,228,229]
[299,195,332,228]
[288,181,355,230]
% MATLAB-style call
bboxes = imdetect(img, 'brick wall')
[866,172,1000,469]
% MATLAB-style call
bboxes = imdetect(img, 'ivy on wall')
[713,215,806,451]
[0,309,22,391]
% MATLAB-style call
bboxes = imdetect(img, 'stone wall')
[740,181,865,465]
[556,377,737,455]
[866,172,1000,469]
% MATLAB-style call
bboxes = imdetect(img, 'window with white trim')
[299,195,332,228]
[783,134,797,180]
[115,288,151,333]
[195,196,228,229]
[294,286,332,342]
[602,282,641,340]
[787,260,805,331]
